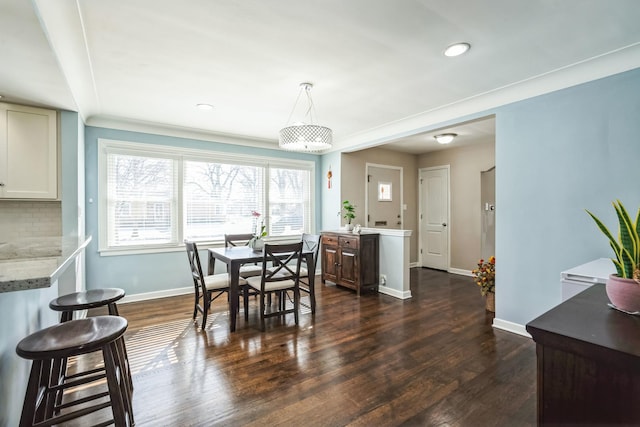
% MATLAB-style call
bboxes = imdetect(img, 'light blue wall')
[320,151,342,231]
[84,127,321,295]
[495,67,640,325]
[60,111,82,236]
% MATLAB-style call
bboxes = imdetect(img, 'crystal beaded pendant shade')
[279,82,332,152]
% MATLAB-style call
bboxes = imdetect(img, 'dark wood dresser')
[320,231,379,296]
[526,285,640,425]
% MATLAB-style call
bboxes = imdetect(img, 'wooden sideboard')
[320,231,379,296]
[526,285,640,425]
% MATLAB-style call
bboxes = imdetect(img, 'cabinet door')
[322,245,339,283]
[0,104,57,199]
[339,248,359,289]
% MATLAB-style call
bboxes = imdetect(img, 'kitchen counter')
[0,235,91,293]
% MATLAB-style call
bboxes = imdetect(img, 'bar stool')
[16,316,134,427]
[48,288,132,416]
[49,288,126,322]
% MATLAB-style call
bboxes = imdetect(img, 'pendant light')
[279,82,332,152]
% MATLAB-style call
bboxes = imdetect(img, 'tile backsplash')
[0,201,62,240]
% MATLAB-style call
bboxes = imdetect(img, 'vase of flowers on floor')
[472,256,495,312]
[249,210,267,251]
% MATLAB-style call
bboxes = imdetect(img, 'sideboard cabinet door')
[321,231,379,296]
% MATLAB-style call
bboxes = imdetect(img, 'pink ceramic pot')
[606,274,640,312]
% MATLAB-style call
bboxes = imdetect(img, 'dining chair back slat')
[245,242,304,331]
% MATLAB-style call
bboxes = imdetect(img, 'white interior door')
[419,166,449,270]
[366,164,402,229]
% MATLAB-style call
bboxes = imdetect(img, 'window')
[183,160,264,241]
[105,152,177,247]
[99,139,314,253]
[269,167,309,237]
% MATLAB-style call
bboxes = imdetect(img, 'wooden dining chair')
[245,242,304,331]
[185,240,247,330]
[224,233,263,278]
[299,233,321,314]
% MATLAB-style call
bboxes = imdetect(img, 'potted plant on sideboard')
[586,200,640,313]
[341,200,356,231]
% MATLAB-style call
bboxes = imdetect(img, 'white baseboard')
[492,318,532,338]
[378,285,412,299]
[409,262,420,268]
[120,286,192,304]
[448,268,472,276]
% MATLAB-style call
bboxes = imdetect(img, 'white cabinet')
[0,103,58,199]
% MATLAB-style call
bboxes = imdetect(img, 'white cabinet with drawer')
[0,103,58,199]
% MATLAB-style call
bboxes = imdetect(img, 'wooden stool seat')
[17,315,127,360]
[16,316,133,426]
[50,288,125,318]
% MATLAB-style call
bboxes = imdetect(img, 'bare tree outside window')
[108,154,175,246]
[269,168,307,236]
[184,161,264,240]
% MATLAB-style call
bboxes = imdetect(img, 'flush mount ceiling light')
[279,82,332,152]
[444,42,471,57]
[196,103,214,110]
[434,133,457,144]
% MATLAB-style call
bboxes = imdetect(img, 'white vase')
[250,238,264,252]
[343,224,353,231]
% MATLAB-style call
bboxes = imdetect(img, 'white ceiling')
[2,0,640,153]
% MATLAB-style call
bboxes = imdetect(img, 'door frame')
[364,162,403,228]
[418,165,451,270]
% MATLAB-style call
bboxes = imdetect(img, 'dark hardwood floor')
[68,268,536,426]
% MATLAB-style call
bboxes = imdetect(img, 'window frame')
[98,138,316,255]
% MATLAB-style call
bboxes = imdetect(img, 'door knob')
[442,223,447,227]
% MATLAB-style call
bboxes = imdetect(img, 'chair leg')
[294,287,300,325]
[102,343,128,426]
[19,360,40,427]
[259,292,266,332]
[243,288,249,322]
[113,337,134,426]
[193,289,199,320]
[201,293,210,331]
[309,277,316,315]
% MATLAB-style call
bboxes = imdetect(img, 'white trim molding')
[379,285,411,300]
[119,286,192,304]
[448,268,472,276]
[492,318,532,338]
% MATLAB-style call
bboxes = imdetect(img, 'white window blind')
[106,153,177,247]
[183,160,265,241]
[268,167,309,237]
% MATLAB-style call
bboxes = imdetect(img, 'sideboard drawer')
[338,235,359,249]
[322,235,338,246]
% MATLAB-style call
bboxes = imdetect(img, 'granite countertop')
[0,235,92,293]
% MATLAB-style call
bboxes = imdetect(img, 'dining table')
[208,245,316,332]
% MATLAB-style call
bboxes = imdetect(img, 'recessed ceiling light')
[434,133,457,144]
[196,103,214,110]
[444,42,470,57]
